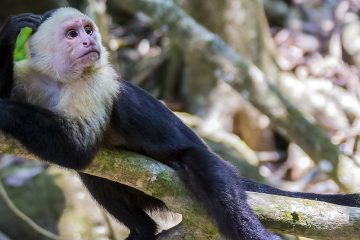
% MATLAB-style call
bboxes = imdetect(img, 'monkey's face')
[59,17,101,68]
[29,8,106,82]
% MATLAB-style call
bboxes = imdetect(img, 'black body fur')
[0,11,359,240]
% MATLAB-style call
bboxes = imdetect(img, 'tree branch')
[1,136,360,239]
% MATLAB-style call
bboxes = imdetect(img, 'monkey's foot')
[146,209,183,234]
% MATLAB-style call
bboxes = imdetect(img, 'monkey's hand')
[0,14,42,44]
[0,14,42,99]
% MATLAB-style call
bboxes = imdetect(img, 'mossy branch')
[1,136,360,239]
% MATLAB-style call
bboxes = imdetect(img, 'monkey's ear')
[41,9,57,24]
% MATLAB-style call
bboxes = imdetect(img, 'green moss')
[158,170,171,181]
[181,210,219,239]
[149,170,178,197]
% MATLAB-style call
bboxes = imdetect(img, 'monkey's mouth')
[79,50,100,59]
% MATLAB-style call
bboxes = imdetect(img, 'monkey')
[0,7,359,240]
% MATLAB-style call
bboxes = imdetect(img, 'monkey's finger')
[8,15,41,31]
[17,17,42,31]
[17,20,42,27]
[17,22,39,31]
[18,19,42,27]
[12,13,39,19]
[17,15,42,24]
[11,14,40,25]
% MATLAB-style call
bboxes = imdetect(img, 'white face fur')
[29,7,108,82]
[14,7,120,145]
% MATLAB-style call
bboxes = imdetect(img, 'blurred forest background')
[1,0,360,239]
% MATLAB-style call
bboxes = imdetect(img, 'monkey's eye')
[66,30,78,39]
[84,26,93,35]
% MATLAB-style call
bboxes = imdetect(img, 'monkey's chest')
[11,82,60,112]
[24,80,62,110]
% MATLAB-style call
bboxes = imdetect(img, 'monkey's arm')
[0,99,97,169]
[0,14,41,97]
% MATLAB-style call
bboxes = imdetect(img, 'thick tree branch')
[1,136,360,239]
[108,0,360,191]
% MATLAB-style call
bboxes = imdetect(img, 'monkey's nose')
[82,37,95,47]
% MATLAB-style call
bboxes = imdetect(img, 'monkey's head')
[29,7,108,81]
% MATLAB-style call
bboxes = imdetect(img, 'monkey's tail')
[239,178,360,207]
[176,147,280,240]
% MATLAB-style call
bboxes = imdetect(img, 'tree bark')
[181,0,277,152]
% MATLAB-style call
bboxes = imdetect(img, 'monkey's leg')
[79,173,161,240]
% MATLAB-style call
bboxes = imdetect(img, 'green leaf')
[14,27,32,62]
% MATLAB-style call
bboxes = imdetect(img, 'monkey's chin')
[76,52,100,66]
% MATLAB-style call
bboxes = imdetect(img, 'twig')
[0,179,60,240]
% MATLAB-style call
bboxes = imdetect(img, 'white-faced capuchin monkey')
[0,7,359,240]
